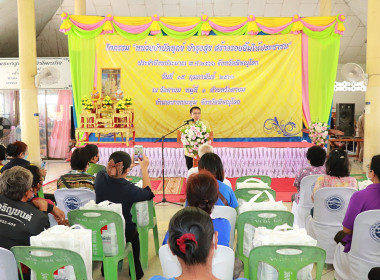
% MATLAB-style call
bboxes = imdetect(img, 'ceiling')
[0,0,368,66]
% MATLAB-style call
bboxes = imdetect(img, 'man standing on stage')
[182,106,211,170]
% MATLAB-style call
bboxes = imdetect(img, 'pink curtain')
[48,90,73,158]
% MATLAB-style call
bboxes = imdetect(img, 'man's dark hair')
[198,153,224,181]
[108,151,131,173]
[186,171,219,214]
[23,165,41,189]
[370,155,380,180]
[84,144,99,159]
[0,144,6,161]
[70,148,91,171]
[326,148,350,177]
[306,145,326,167]
[168,207,214,266]
[190,106,201,114]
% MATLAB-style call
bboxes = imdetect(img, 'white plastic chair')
[291,175,321,228]
[306,187,356,264]
[0,247,18,280]
[54,188,96,218]
[211,206,237,249]
[334,210,380,280]
[159,244,234,280]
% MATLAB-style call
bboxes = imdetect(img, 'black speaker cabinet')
[336,103,355,136]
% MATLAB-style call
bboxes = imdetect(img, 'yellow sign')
[96,34,302,138]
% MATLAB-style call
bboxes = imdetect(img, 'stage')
[97,141,313,178]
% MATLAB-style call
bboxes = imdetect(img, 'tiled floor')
[44,159,364,280]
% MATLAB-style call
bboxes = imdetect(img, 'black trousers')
[185,155,193,170]
[125,229,144,280]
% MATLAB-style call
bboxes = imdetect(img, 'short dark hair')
[168,207,214,266]
[0,166,32,201]
[0,144,6,161]
[190,106,201,114]
[370,155,380,180]
[23,165,41,189]
[306,145,326,167]
[108,151,131,173]
[6,141,28,157]
[84,144,99,159]
[70,148,91,171]
[186,171,219,214]
[326,148,350,177]
[198,153,225,181]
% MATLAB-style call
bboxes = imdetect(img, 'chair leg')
[139,228,149,270]
[103,258,119,280]
[153,225,159,255]
[128,250,136,280]
[243,258,249,279]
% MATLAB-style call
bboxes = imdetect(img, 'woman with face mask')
[0,141,30,173]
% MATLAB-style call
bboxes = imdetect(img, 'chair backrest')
[236,175,272,186]
[237,210,294,259]
[67,209,125,260]
[299,175,321,208]
[235,188,276,204]
[0,247,18,280]
[249,245,326,280]
[313,187,356,226]
[126,176,142,184]
[54,188,96,217]
[159,244,234,280]
[211,206,237,249]
[350,210,380,262]
[11,246,87,280]
[131,199,156,228]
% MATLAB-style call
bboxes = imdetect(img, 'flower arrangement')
[123,96,133,106]
[83,101,94,110]
[116,100,127,110]
[308,121,329,146]
[102,95,113,107]
[81,96,90,106]
[180,121,211,157]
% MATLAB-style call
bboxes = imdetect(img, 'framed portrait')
[101,68,120,98]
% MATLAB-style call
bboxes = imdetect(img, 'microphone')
[184,118,194,123]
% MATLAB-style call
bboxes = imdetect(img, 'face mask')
[23,154,28,160]
[27,193,35,202]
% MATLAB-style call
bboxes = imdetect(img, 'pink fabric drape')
[301,33,311,126]
[48,90,73,158]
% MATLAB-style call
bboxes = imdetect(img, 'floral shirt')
[312,175,358,200]
[293,165,325,204]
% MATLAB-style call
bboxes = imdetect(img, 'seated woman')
[1,141,30,172]
[23,165,67,225]
[198,153,238,208]
[292,145,326,204]
[163,171,231,247]
[151,207,220,280]
[312,148,357,201]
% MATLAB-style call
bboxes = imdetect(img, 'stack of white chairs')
[0,247,18,280]
[211,205,237,249]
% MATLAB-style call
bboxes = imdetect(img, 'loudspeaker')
[336,103,355,136]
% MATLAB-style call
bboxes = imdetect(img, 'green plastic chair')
[236,176,272,186]
[131,199,159,270]
[248,245,326,280]
[37,187,45,198]
[235,188,277,203]
[11,246,87,280]
[236,210,294,278]
[68,209,136,280]
[350,173,367,182]
[126,176,143,184]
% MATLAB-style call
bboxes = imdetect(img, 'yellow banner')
[96,34,302,138]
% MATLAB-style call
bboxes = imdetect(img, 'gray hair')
[0,166,33,201]
[198,144,214,158]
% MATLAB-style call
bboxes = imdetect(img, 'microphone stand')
[154,121,190,206]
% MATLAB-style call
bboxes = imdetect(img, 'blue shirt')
[162,218,231,247]
[217,180,238,208]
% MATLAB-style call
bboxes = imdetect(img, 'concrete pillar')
[17,0,40,165]
[75,0,86,15]
[363,0,380,169]
[320,0,331,16]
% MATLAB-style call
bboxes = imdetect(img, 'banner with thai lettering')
[96,34,302,138]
